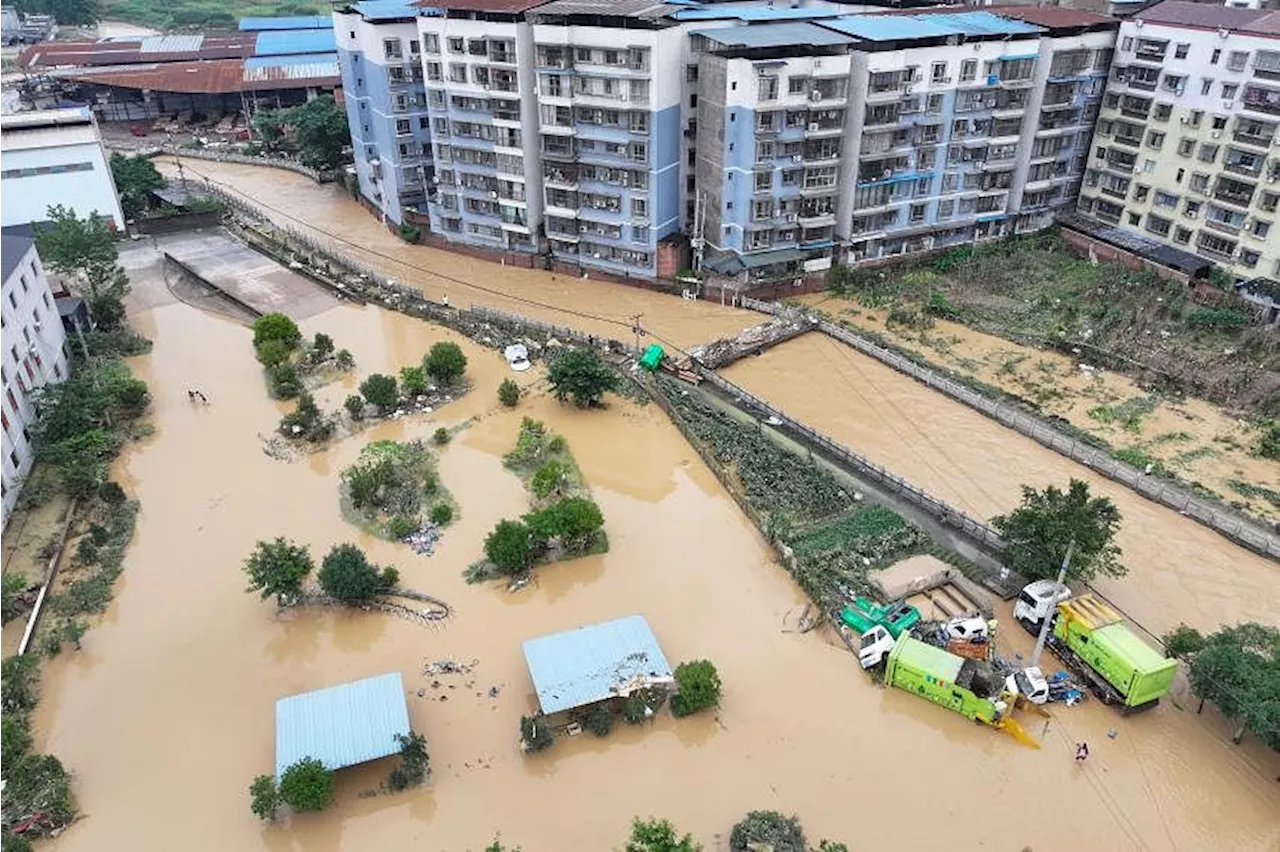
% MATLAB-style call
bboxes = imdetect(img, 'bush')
[433,427,451,446]
[279,757,334,812]
[255,338,292,368]
[484,520,534,575]
[1,655,40,714]
[424,341,467,385]
[387,731,429,791]
[344,394,365,419]
[269,364,303,400]
[582,703,613,737]
[318,543,397,603]
[312,333,335,359]
[400,365,428,396]
[398,223,422,243]
[99,481,127,505]
[2,711,32,765]
[335,349,355,370]
[498,379,520,407]
[4,753,75,829]
[429,503,454,525]
[519,715,554,752]
[387,515,418,540]
[1256,423,1280,461]
[1186,307,1249,332]
[2,572,28,624]
[729,811,806,852]
[243,537,314,605]
[621,694,651,725]
[626,818,702,852]
[249,774,281,820]
[279,393,332,443]
[670,660,721,717]
[548,348,619,407]
[253,313,301,349]
[525,497,604,552]
[530,460,566,500]
[360,373,398,410]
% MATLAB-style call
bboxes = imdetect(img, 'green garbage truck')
[1049,594,1176,713]
[840,597,920,639]
[884,634,1010,725]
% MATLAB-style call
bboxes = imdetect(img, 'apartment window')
[748,230,770,250]
[1154,190,1178,208]
[1134,185,1150,203]
[395,118,411,134]
[938,198,954,219]
[426,62,442,82]
[788,76,807,95]
[1227,51,1249,72]
[756,140,774,162]
[1184,200,1201,217]
[1187,110,1202,128]
[428,89,445,107]
[685,65,698,84]
[1145,214,1172,236]
[782,169,800,186]
[753,199,772,221]
[424,33,439,54]
[1190,172,1209,192]
[1201,79,1213,96]
[433,117,449,135]
[942,173,958,192]
[419,117,429,130]
[1121,37,1133,51]
[1127,212,1141,226]
[758,75,779,101]
[632,198,647,218]
[1252,220,1271,239]
[931,62,948,84]
[1177,138,1194,157]
[1173,226,1191,244]
[960,59,977,82]
[1174,43,1189,60]
[448,37,464,54]
[632,225,650,244]
[1222,83,1238,100]
[1210,48,1221,65]
[1212,115,1227,130]
[1197,144,1218,163]
[1261,192,1279,214]
[1153,103,1171,122]
[909,203,926,223]
[383,38,402,60]
[754,171,771,191]
[1147,131,1165,150]
[449,64,467,83]
[1143,158,1156,174]
[1176,167,1184,183]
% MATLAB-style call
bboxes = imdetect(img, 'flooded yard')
[30,240,1279,852]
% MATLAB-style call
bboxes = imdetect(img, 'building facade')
[334,2,1119,285]
[1,228,69,529]
[1077,1,1280,279]
[0,107,125,230]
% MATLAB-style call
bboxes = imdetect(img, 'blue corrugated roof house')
[240,16,334,31]
[275,672,411,778]
[522,615,674,715]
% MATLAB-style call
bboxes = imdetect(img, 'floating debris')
[423,658,478,676]
[404,523,443,556]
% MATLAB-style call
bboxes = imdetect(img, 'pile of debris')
[404,523,443,556]
[684,314,816,370]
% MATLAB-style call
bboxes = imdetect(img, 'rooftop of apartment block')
[692,20,858,49]
[1132,0,1280,37]
[991,6,1118,33]
[818,10,1042,42]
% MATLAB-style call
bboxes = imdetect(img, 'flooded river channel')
[28,232,1277,852]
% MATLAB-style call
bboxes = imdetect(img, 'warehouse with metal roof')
[274,672,412,778]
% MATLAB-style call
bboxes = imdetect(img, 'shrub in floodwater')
[269,363,302,400]
[519,715,553,753]
[1,655,40,714]
[621,694,651,725]
[429,503,454,525]
[311,332,334,359]
[626,818,702,852]
[524,497,604,554]
[249,774,281,820]
[279,393,332,443]
[424,341,467,385]
[318,543,398,603]
[580,703,613,737]
[484,520,534,576]
[279,757,333,812]
[400,365,428,396]
[498,378,519,407]
[344,394,365,420]
[433,427,451,446]
[4,753,75,830]
[530,460,566,500]
[729,811,806,852]
[387,731,429,791]
[99,480,127,505]
[547,347,618,407]
[255,338,291,368]
[360,373,398,410]
[670,660,721,718]
[243,537,314,606]
[253,313,301,349]
[335,349,355,370]
[387,515,418,540]
[2,710,33,761]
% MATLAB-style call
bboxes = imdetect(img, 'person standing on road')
[1075,742,1089,762]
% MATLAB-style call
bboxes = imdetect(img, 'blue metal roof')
[244,52,337,70]
[353,0,425,20]
[522,615,673,715]
[820,11,1042,42]
[240,16,334,31]
[693,21,856,48]
[255,29,337,57]
[673,5,845,23]
[275,672,410,778]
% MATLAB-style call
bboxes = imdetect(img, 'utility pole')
[629,313,644,354]
[1030,539,1074,669]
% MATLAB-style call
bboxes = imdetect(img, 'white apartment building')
[2,227,69,529]
[0,107,125,231]
[1078,0,1280,278]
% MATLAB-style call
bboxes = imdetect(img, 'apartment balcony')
[804,122,844,138]
[1041,97,1076,112]
[1241,90,1280,118]
[1131,46,1168,64]
[1094,205,1123,224]
[1204,217,1242,236]
[1112,134,1143,149]
[998,76,1035,90]
[1120,107,1150,120]
[1223,159,1264,178]
[866,82,909,103]
[1100,185,1128,200]
[864,110,901,127]
[1196,237,1236,261]
[797,212,836,229]
[1127,78,1158,92]
[1213,190,1255,209]
[1232,129,1276,149]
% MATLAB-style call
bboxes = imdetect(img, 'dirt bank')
[32,245,1280,852]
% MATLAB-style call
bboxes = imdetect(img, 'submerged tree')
[670,660,722,718]
[278,757,334,811]
[424,341,467,385]
[1182,622,1280,748]
[318,543,398,604]
[249,774,281,820]
[288,95,350,170]
[547,348,619,407]
[729,811,806,852]
[243,538,314,605]
[990,479,1124,583]
[625,817,702,852]
[484,520,535,576]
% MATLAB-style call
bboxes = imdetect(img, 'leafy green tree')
[335,349,355,370]
[400,365,428,395]
[2,712,32,768]
[729,812,806,852]
[484,520,534,575]
[253,313,301,349]
[1162,624,1207,660]
[35,204,117,277]
[990,479,1124,583]
[625,817,702,852]
[3,753,75,829]
[498,379,520,407]
[312,332,335,359]
[249,774,281,820]
[519,715,553,752]
[318,544,397,603]
[424,341,467,385]
[525,497,603,552]
[1184,622,1280,747]
[433,427,451,445]
[2,572,29,624]
[671,660,722,717]
[279,757,334,811]
[287,96,350,170]
[530,460,566,500]
[21,0,101,26]
[344,394,366,419]
[548,348,619,407]
[252,109,287,151]
[109,153,164,218]
[243,538,313,605]
[430,503,454,525]
[82,259,131,331]
[360,373,399,410]
[256,338,292,368]
[387,731,429,791]
[269,364,302,400]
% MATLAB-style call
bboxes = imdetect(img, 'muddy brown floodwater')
[32,238,1279,852]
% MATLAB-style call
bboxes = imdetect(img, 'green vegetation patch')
[340,440,456,540]
[1087,396,1158,433]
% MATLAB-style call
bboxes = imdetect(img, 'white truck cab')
[945,616,989,642]
[858,626,895,669]
[1013,580,1071,630]
[1006,666,1050,705]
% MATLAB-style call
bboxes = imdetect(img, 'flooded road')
[724,334,1280,639]
[33,245,1279,852]
[154,158,754,351]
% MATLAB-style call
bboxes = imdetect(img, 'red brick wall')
[1059,228,1191,285]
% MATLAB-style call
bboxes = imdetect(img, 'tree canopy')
[424,341,467,385]
[360,373,399,409]
[1180,622,1280,748]
[484,520,534,575]
[253,313,301,349]
[278,757,334,811]
[671,659,722,717]
[729,812,806,852]
[243,538,313,605]
[990,479,1124,583]
[35,204,117,276]
[625,817,702,852]
[288,96,350,170]
[12,0,100,26]
[547,348,619,407]
[525,497,604,552]
[109,153,164,218]
[317,544,398,603]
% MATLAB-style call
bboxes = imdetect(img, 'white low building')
[2,227,70,529]
[0,107,125,230]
